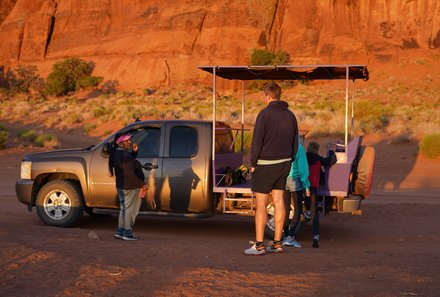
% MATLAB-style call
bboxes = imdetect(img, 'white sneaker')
[283,236,302,248]
[304,210,312,220]
[244,243,266,255]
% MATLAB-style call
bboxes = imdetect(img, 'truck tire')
[352,146,375,198]
[36,180,84,227]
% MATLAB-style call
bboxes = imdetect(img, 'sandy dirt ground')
[0,127,439,297]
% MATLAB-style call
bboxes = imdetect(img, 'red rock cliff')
[0,0,439,88]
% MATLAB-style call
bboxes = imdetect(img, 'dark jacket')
[306,151,337,187]
[250,100,298,167]
[114,148,145,190]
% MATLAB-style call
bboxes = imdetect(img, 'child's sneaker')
[313,235,320,248]
[114,233,123,239]
[304,210,312,220]
[283,236,302,248]
[265,240,284,253]
[282,235,293,246]
[244,242,266,255]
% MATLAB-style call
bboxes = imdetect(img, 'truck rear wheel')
[36,180,84,227]
[352,146,375,198]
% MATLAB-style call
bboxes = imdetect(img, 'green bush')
[34,134,59,148]
[250,49,290,65]
[0,125,8,149]
[17,129,38,141]
[249,49,290,90]
[46,57,103,96]
[76,76,103,90]
[14,65,46,99]
[420,134,440,159]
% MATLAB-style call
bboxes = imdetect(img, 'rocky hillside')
[0,0,439,88]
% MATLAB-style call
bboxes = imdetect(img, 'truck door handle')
[142,163,158,170]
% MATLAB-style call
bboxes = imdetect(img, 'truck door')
[88,124,163,209]
[161,123,208,213]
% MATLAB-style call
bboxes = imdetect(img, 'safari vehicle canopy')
[199,64,373,215]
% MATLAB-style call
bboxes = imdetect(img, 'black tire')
[352,146,375,198]
[36,180,84,227]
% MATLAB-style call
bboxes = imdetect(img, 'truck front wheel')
[36,180,84,227]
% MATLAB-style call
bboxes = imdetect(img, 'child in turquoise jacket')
[283,140,310,248]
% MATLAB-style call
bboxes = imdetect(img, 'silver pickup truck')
[15,120,251,227]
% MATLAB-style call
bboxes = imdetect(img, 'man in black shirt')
[245,83,298,255]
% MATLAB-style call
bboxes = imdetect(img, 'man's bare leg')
[271,189,286,241]
[254,192,269,242]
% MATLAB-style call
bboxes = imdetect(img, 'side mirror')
[101,142,111,157]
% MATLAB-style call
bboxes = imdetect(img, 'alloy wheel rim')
[43,190,71,220]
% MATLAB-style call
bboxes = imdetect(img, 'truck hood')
[22,146,94,161]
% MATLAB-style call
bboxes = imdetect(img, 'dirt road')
[1,142,440,297]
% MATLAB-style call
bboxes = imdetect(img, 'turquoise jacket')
[286,142,310,191]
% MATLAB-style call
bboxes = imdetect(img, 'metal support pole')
[351,80,356,140]
[241,80,245,153]
[345,67,349,154]
[212,67,217,188]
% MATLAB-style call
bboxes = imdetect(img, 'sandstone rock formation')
[0,0,439,89]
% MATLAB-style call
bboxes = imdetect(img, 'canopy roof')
[199,65,369,81]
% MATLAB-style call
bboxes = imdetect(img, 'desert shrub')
[66,113,84,124]
[92,105,113,117]
[17,129,38,142]
[0,125,8,149]
[76,76,103,90]
[355,100,393,133]
[14,64,46,99]
[17,129,59,147]
[0,65,46,100]
[46,57,103,96]
[83,123,96,133]
[420,134,440,159]
[249,48,290,90]
[250,49,290,65]
[101,80,119,94]
[34,134,60,148]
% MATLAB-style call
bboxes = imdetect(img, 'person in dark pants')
[306,141,336,248]
[109,133,151,241]
[283,141,310,248]
[245,83,298,255]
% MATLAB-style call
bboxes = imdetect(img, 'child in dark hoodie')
[306,142,336,248]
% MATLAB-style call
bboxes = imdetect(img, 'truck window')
[132,127,161,158]
[169,126,198,157]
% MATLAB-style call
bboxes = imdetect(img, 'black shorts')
[251,161,292,194]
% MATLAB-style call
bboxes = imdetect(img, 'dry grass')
[1,62,439,145]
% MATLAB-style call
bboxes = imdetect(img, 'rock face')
[0,0,439,88]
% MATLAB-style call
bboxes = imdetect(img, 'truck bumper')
[15,180,34,205]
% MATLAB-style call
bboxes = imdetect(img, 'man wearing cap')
[109,133,151,241]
